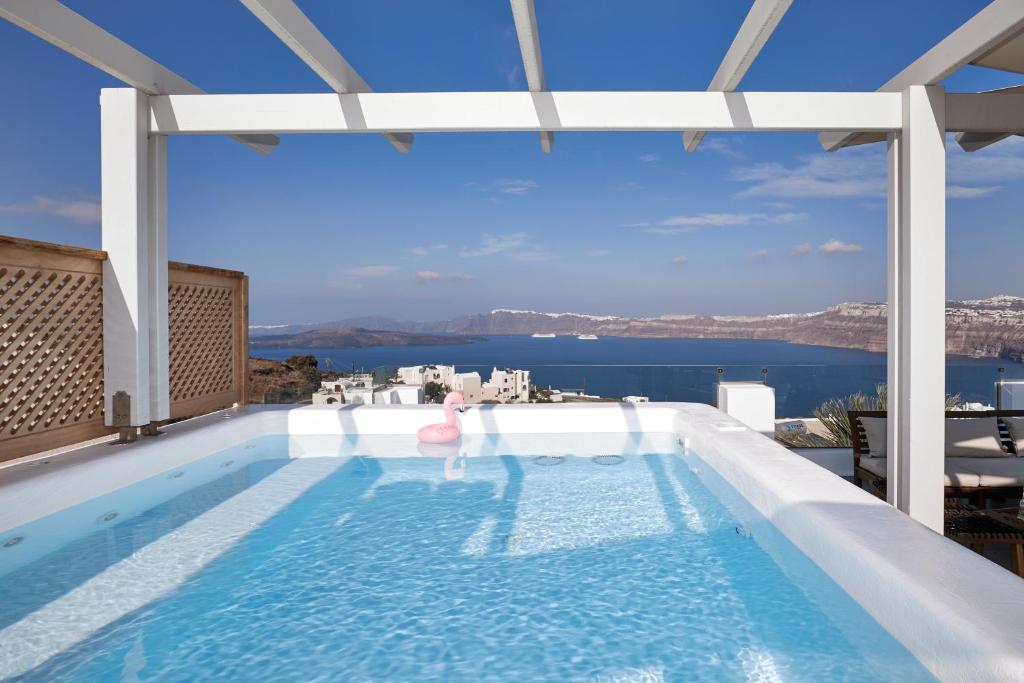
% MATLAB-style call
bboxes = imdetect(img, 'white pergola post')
[101,87,169,428]
[147,134,170,422]
[887,85,946,532]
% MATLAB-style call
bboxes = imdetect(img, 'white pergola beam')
[945,92,1024,133]
[509,0,552,152]
[954,84,1024,151]
[0,0,277,154]
[149,91,903,136]
[238,0,412,153]
[956,131,1015,152]
[820,0,1024,152]
[684,0,792,152]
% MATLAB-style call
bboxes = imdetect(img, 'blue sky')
[1,0,1022,324]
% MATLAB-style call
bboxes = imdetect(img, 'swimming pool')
[0,404,1022,681]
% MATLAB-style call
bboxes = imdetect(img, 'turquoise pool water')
[0,436,933,682]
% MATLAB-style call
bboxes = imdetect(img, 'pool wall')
[1,402,1022,681]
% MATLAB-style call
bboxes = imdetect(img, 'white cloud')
[459,232,554,261]
[752,249,769,259]
[673,255,688,265]
[505,64,523,89]
[732,149,885,198]
[641,211,807,235]
[732,137,1024,200]
[699,136,746,159]
[0,195,101,224]
[948,135,1024,184]
[791,243,813,256]
[661,213,756,227]
[818,239,863,255]
[409,244,448,257]
[511,249,555,262]
[946,184,1001,198]
[347,265,398,277]
[493,179,538,195]
[459,233,527,257]
[412,270,476,283]
[662,212,806,226]
[639,153,659,163]
[612,181,643,191]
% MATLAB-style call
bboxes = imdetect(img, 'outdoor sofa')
[849,410,1024,505]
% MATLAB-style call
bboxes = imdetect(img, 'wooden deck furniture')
[849,410,1024,505]
[944,502,1024,578]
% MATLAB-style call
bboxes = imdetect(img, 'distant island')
[250,296,1024,361]
[249,327,479,349]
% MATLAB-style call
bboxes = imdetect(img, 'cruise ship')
[576,334,598,340]
[530,332,556,338]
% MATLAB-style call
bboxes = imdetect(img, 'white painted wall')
[715,382,775,437]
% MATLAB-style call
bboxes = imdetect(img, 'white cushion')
[960,458,1024,488]
[857,457,982,488]
[858,417,887,457]
[1004,417,1024,455]
[944,458,987,488]
[858,456,886,478]
[944,418,1008,457]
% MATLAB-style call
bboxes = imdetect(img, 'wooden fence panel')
[0,237,248,462]
[0,237,110,462]
[168,263,248,420]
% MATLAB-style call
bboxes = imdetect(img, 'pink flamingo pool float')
[416,391,466,444]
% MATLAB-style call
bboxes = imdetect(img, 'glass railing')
[362,363,1023,417]
[251,358,1023,418]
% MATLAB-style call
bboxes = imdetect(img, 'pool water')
[0,436,933,682]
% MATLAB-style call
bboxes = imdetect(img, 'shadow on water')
[643,453,687,532]
[618,401,645,453]
[16,454,933,683]
[488,455,524,555]
[472,403,504,457]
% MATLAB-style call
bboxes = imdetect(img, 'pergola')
[3,0,1023,532]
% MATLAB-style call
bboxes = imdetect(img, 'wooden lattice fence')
[0,237,108,462]
[168,262,248,420]
[0,236,248,463]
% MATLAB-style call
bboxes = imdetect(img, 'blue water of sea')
[253,336,1019,415]
[0,437,934,682]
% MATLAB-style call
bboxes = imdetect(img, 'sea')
[253,336,1021,417]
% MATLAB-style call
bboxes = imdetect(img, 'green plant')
[283,353,321,385]
[778,384,961,448]
[533,387,554,403]
[423,381,447,404]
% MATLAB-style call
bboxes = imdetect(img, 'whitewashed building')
[395,364,530,404]
[312,375,423,405]
[482,368,531,404]
[451,371,482,404]
[396,365,450,386]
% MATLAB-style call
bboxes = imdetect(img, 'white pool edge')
[0,402,1022,682]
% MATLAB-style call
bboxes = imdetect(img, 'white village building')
[396,365,531,404]
[312,376,423,406]
[481,367,531,404]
